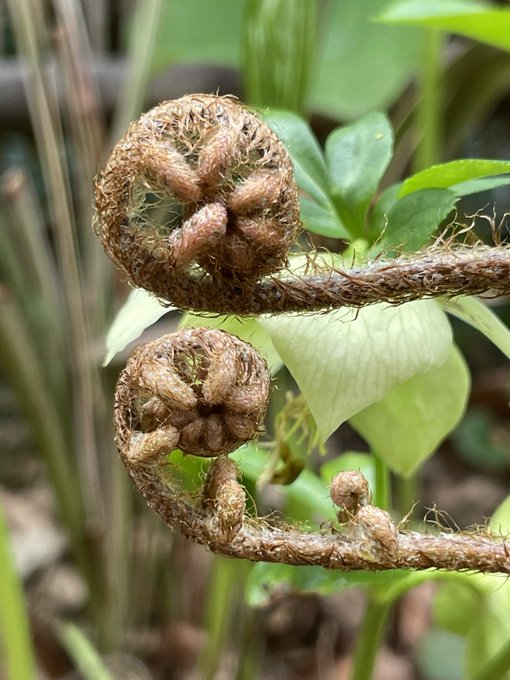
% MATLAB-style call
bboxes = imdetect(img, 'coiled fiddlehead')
[94,94,510,314]
[99,95,510,573]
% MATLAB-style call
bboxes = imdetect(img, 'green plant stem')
[373,453,390,511]
[0,500,36,680]
[350,596,392,680]
[396,473,418,520]
[199,556,248,680]
[471,637,510,680]
[414,29,444,172]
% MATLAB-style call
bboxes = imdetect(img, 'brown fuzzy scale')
[114,328,270,460]
[93,94,301,286]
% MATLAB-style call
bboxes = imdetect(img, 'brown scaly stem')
[93,93,510,314]
[96,95,510,574]
[114,329,510,574]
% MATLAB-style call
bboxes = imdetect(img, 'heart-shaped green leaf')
[260,300,452,441]
[350,346,470,477]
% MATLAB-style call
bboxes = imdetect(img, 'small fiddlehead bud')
[93,93,301,298]
[114,327,271,460]
[330,470,371,522]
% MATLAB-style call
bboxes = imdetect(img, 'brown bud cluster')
[114,328,271,460]
[93,94,301,300]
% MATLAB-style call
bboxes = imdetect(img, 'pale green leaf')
[441,296,510,360]
[379,0,510,54]
[103,288,173,366]
[325,112,393,233]
[350,346,470,477]
[260,300,452,441]
[181,313,282,374]
[399,159,510,198]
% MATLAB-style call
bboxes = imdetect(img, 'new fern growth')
[94,94,510,574]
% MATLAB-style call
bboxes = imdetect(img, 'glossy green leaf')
[379,0,510,54]
[310,0,426,120]
[262,110,332,208]
[452,175,510,197]
[383,188,457,250]
[400,159,510,198]
[260,300,452,441]
[350,346,469,477]
[181,313,282,374]
[369,182,401,241]
[300,198,349,239]
[325,112,394,234]
[441,296,510,360]
[103,288,173,366]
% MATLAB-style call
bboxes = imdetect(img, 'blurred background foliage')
[1,0,510,679]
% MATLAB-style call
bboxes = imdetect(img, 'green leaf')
[379,0,510,54]
[299,198,349,239]
[350,346,470,477]
[180,314,282,374]
[150,0,247,73]
[369,182,402,242]
[399,159,510,198]
[452,175,510,197]
[383,188,457,250]
[262,110,332,208]
[441,296,510,360]
[310,0,426,120]
[434,581,480,636]
[104,288,173,366]
[260,300,452,441]
[325,112,394,234]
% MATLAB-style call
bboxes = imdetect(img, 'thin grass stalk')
[110,0,163,143]
[0,288,83,542]
[81,0,109,53]
[53,0,110,330]
[0,499,37,680]
[0,169,68,412]
[6,0,105,525]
